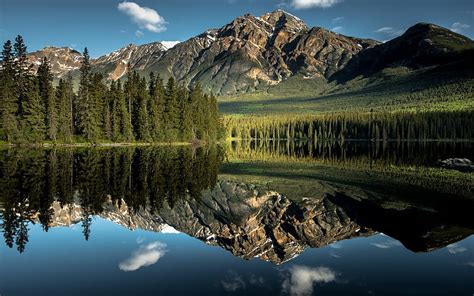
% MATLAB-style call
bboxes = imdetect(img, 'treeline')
[0,36,221,144]
[224,111,474,140]
[0,146,222,252]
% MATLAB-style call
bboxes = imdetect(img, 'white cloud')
[374,26,404,37]
[282,265,336,296]
[118,1,167,33]
[135,30,144,38]
[450,22,470,34]
[332,16,344,24]
[119,241,167,271]
[292,0,341,9]
[161,41,181,50]
[447,243,467,254]
[331,26,343,32]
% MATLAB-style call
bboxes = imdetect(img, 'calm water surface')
[0,142,473,296]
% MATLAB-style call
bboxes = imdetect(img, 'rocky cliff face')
[145,10,377,94]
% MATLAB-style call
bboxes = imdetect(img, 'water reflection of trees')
[228,140,474,166]
[0,146,222,252]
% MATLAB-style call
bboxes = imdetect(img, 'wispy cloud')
[119,241,167,271]
[447,243,467,254]
[292,0,341,9]
[282,265,336,296]
[135,30,144,38]
[221,271,246,292]
[118,1,167,33]
[450,22,470,34]
[331,26,343,32]
[371,239,402,249]
[374,26,404,37]
[332,16,344,24]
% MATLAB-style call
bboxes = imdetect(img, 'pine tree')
[13,35,30,117]
[136,77,150,141]
[55,76,74,142]
[37,57,57,141]
[22,79,46,142]
[164,77,179,140]
[177,84,191,141]
[148,72,164,141]
[77,48,100,142]
[0,40,19,141]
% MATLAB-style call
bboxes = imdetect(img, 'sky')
[0,0,473,57]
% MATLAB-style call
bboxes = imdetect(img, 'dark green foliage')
[55,76,75,142]
[0,40,19,141]
[225,111,474,141]
[37,57,57,141]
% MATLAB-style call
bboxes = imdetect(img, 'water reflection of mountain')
[2,177,473,263]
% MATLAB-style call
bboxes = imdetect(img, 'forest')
[0,146,223,252]
[0,36,221,144]
[224,111,474,141]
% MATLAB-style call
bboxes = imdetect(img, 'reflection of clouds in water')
[119,241,167,271]
[220,271,266,292]
[136,236,145,244]
[329,243,342,249]
[221,271,246,292]
[282,265,336,296]
[330,253,341,258]
[466,262,474,267]
[371,239,402,249]
[447,243,467,254]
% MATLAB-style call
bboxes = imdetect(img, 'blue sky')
[1,0,473,57]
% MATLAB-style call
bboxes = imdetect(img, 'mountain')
[26,10,473,96]
[28,10,377,94]
[27,46,82,78]
[332,23,474,83]
[92,42,167,80]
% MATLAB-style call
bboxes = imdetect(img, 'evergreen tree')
[22,79,46,142]
[177,84,191,141]
[13,35,30,117]
[55,76,74,142]
[77,48,100,142]
[148,72,164,141]
[37,57,57,141]
[164,77,179,140]
[136,77,150,141]
[0,40,19,141]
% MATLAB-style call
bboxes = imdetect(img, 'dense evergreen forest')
[224,111,474,141]
[0,146,222,252]
[0,36,221,144]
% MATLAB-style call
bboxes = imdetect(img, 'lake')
[0,142,473,296]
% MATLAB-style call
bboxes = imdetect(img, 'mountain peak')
[260,9,308,33]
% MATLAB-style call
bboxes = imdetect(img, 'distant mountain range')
[27,9,474,95]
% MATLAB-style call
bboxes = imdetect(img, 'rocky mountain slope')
[26,10,473,95]
[332,23,474,83]
[27,46,82,78]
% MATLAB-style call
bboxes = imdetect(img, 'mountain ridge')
[25,9,473,96]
